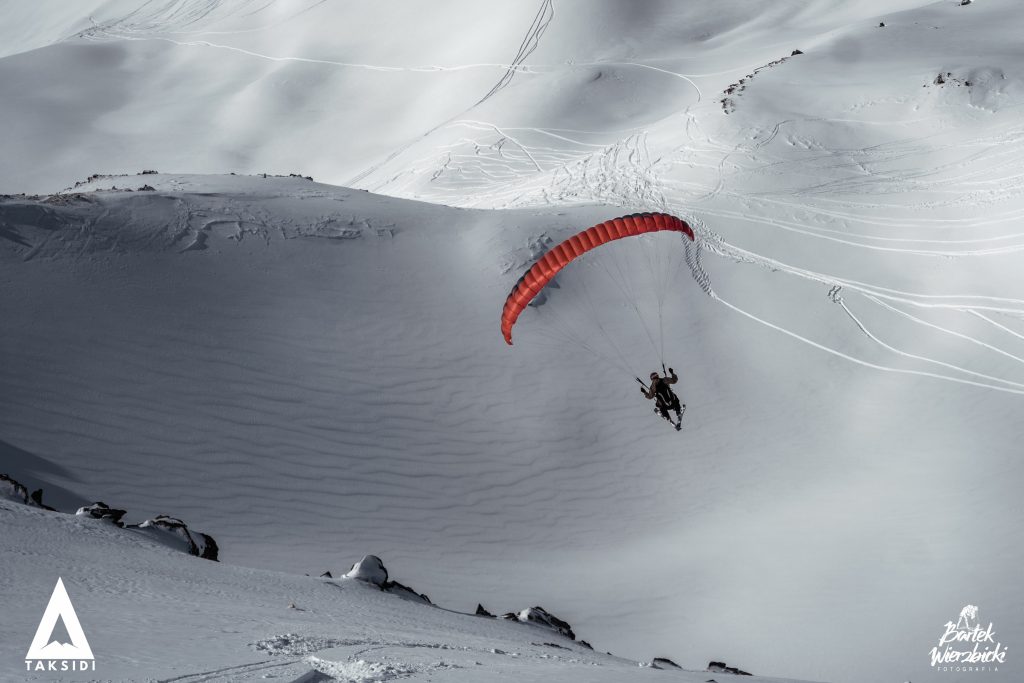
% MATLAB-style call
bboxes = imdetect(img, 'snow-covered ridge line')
[3,471,220,561]
[1,502,808,682]
[0,173,430,260]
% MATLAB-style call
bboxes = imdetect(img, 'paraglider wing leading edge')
[500,213,694,345]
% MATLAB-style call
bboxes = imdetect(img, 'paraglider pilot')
[640,368,684,430]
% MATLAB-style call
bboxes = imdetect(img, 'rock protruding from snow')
[384,580,431,605]
[343,555,389,585]
[476,603,495,617]
[502,606,576,641]
[2,477,222,561]
[29,488,55,510]
[1,473,31,505]
[651,657,682,669]
[0,474,56,511]
[76,502,127,525]
[708,660,752,676]
[128,515,219,561]
[340,555,430,604]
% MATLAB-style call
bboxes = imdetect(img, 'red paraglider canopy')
[501,212,694,345]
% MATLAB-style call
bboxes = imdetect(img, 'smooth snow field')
[2,2,1024,682]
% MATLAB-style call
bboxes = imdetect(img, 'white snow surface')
[2,2,1024,682]
[4,501,816,683]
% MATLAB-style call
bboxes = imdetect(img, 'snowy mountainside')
[0,0,1001,200]
[3,174,1022,683]
[2,501,817,683]
[2,1,1024,682]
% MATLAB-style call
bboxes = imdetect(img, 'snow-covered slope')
[0,0,1001,200]
[2,1,1024,682]
[3,173,1021,682]
[3,501,817,683]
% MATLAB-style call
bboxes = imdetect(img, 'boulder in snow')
[502,606,576,641]
[343,555,388,585]
[651,657,682,669]
[76,501,127,526]
[476,603,495,617]
[128,515,219,561]
[340,555,430,604]
[708,660,752,676]
[29,488,56,510]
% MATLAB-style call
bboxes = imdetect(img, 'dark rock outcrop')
[1,473,31,505]
[341,555,430,604]
[1,474,57,511]
[476,603,495,617]
[129,515,219,561]
[502,606,576,641]
[29,489,56,511]
[2,473,220,561]
[75,502,127,526]
[384,579,431,605]
[652,657,682,669]
[708,661,752,676]
[720,52,801,113]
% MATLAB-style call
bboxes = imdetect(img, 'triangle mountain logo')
[25,577,94,660]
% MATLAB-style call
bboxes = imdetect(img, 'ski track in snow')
[156,658,299,683]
